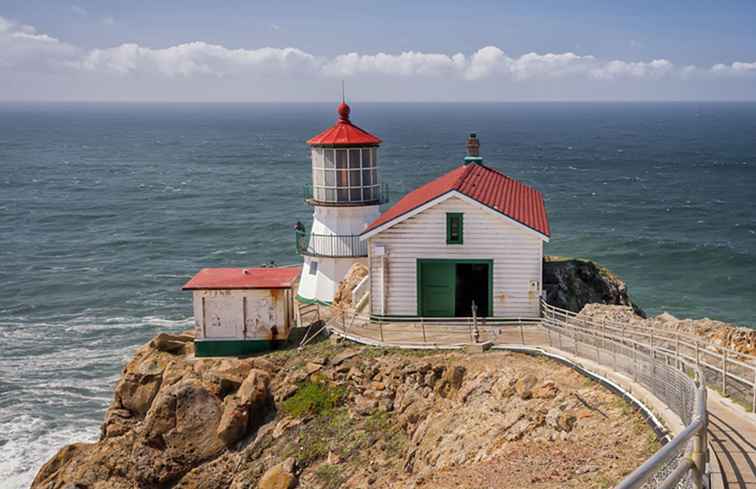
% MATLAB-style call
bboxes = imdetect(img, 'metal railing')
[295,230,368,258]
[541,300,709,489]
[304,182,390,205]
[552,304,756,413]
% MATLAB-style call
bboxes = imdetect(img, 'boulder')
[332,263,368,309]
[542,257,645,317]
[257,458,297,489]
[217,396,250,446]
[238,369,271,407]
[514,374,538,400]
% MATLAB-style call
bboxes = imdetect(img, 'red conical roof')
[307,102,382,146]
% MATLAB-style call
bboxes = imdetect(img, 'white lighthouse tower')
[295,100,385,304]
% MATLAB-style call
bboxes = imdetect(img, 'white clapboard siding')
[368,195,543,318]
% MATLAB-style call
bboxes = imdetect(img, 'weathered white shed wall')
[368,196,543,318]
[192,289,291,341]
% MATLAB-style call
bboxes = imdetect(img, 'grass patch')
[314,464,344,489]
[281,379,346,418]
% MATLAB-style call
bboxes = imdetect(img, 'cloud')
[71,41,318,77]
[323,51,465,77]
[710,61,756,76]
[2,14,756,97]
[71,5,88,16]
[102,16,115,26]
[0,16,78,71]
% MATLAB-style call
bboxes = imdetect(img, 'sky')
[1,0,756,102]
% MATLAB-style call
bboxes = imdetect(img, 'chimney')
[464,133,483,164]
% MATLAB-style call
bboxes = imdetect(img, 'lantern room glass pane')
[324,149,335,169]
[349,170,361,186]
[325,189,336,201]
[361,148,371,167]
[337,169,349,187]
[324,170,336,186]
[350,188,362,201]
[361,169,371,186]
[349,149,361,169]
[363,187,373,201]
[335,149,348,169]
[337,189,349,201]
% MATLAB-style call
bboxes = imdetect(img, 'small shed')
[183,266,301,357]
[360,134,550,319]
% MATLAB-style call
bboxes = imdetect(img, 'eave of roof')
[182,266,301,290]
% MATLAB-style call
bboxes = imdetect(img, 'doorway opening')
[455,263,490,317]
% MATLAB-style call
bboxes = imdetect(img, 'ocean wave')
[0,414,99,489]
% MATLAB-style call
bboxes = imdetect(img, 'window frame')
[311,147,379,203]
[446,213,464,245]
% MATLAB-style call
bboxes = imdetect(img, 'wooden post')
[379,318,384,343]
[519,322,525,345]
[722,350,728,397]
[201,296,207,339]
[421,317,427,344]
[242,296,248,339]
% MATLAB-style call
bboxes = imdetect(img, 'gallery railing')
[295,230,368,258]
[303,182,389,205]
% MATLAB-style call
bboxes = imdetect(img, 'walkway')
[707,393,756,489]
[327,313,756,489]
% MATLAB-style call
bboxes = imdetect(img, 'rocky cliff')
[543,256,646,317]
[33,336,656,489]
[578,304,756,357]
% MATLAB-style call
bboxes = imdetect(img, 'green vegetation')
[314,464,344,489]
[281,378,345,418]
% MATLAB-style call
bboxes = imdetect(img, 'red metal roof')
[183,266,301,290]
[307,102,382,146]
[363,163,550,237]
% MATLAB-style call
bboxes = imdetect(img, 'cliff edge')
[32,338,656,489]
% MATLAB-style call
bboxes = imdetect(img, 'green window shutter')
[446,213,463,244]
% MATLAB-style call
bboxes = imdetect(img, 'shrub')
[281,380,345,418]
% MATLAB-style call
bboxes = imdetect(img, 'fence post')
[695,340,700,368]
[691,427,706,489]
[675,335,681,370]
[650,329,655,374]
[379,318,384,343]
[519,322,525,345]
[722,350,728,397]
[421,317,427,344]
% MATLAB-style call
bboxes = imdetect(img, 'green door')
[418,261,455,317]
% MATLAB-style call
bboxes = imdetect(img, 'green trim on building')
[295,294,332,306]
[194,339,286,357]
[446,212,464,244]
[416,258,493,317]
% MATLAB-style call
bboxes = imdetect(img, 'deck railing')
[546,303,756,413]
[295,230,368,258]
[541,300,709,489]
[303,182,390,205]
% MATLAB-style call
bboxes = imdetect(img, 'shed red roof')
[183,266,301,290]
[307,102,382,146]
[363,163,550,237]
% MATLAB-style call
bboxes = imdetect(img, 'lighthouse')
[295,101,386,304]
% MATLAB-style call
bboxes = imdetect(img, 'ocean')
[1,102,754,487]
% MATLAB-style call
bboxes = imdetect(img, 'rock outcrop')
[578,303,756,357]
[33,338,657,489]
[331,262,368,310]
[543,256,646,317]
